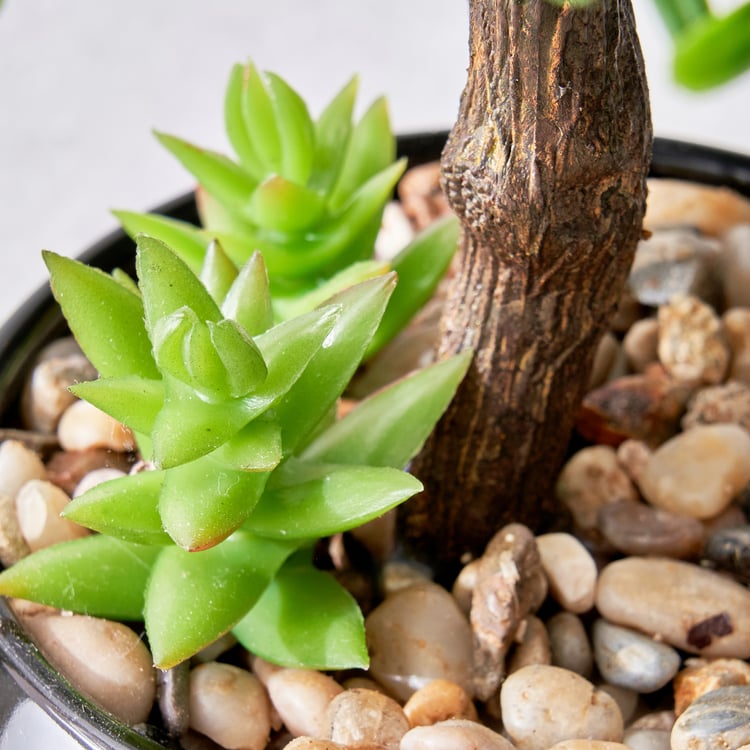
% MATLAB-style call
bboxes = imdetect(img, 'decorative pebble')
[470,524,547,700]
[380,559,432,598]
[0,492,30,566]
[536,532,597,613]
[673,657,750,716]
[597,683,639,724]
[507,615,551,673]
[265,668,343,738]
[623,318,660,373]
[189,662,271,750]
[156,661,190,737]
[57,399,135,453]
[682,381,750,432]
[366,581,473,701]
[616,439,652,484]
[500,664,623,750]
[622,729,671,750]
[637,423,750,519]
[326,688,409,750]
[628,711,676,732]
[73,467,127,497]
[722,225,750,308]
[592,619,681,692]
[0,439,47,498]
[596,556,750,657]
[547,742,631,750]
[555,446,638,532]
[703,526,750,582]
[22,613,155,725]
[451,557,480,615]
[723,308,750,384]
[375,201,415,261]
[400,719,515,750]
[45,447,133,495]
[283,740,348,750]
[15,479,89,551]
[402,678,477,726]
[546,611,594,678]
[597,499,704,559]
[671,685,750,750]
[397,161,452,231]
[657,294,729,384]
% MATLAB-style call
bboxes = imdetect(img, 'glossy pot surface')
[0,135,749,748]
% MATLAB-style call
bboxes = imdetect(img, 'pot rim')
[0,134,749,749]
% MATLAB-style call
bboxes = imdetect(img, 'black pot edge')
[1,133,749,748]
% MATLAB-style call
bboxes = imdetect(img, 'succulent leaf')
[43,251,158,379]
[241,62,283,175]
[144,530,296,668]
[246,175,325,233]
[0,536,160,620]
[246,459,423,539]
[221,251,274,336]
[62,470,169,546]
[233,560,368,669]
[200,239,238,302]
[224,62,265,180]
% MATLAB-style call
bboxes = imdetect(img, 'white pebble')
[0,440,46,498]
[15,479,89,551]
[401,719,516,750]
[57,400,135,452]
[189,662,271,750]
[326,688,409,750]
[536,533,597,613]
[73,467,126,497]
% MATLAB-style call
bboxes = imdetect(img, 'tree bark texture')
[401,0,653,569]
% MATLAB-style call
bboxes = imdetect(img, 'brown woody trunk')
[401,0,652,569]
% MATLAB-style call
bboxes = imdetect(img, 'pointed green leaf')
[212,418,282,472]
[233,562,367,669]
[155,131,257,211]
[144,530,296,668]
[151,307,198,386]
[266,71,315,184]
[200,240,238,303]
[222,251,274,335]
[368,215,460,356]
[111,268,140,295]
[196,187,258,246]
[70,376,163,435]
[183,318,232,397]
[0,536,160,620]
[137,235,222,331]
[241,63,282,174]
[209,319,267,397]
[309,75,358,193]
[302,350,473,468]
[63,470,169,545]
[246,175,325,233]
[224,62,265,181]
[246,459,422,539]
[113,210,209,275]
[43,251,158,379]
[160,457,270,550]
[329,96,396,211]
[274,274,396,453]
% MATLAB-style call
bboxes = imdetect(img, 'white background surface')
[1,0,748,327]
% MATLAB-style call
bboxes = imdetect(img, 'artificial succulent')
[115,61,459,356]
[0,236,470,670]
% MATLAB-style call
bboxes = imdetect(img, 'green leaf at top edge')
[233,562,368,670]
[43,251,158,380]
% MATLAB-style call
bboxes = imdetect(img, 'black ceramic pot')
[0,135,749,748]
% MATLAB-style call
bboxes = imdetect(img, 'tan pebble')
[616,439,652,484]
[500,664,623,750]
[623,318,660,373]
[657,294,729,384]
[673,657,750,715]
[722,226,750,308]
[589,332,621,389]
[15,479,89,551]
[192,631,237,663]
[341,676,388,693]
[350,509,397,563]
[283,740,349,750]
[45,448,133,495]
[380,559,432,598]
[189,662,271,750]
[547,742,631,750]
[375,201,416,261]
[597,683,639,723]
[0,439,47,498]
[326,688,409,750]
[400,719,515,750]
[682,381,750,432]
[722,308,750,384]
[701,504,748,536]
[643,179,750,236]
[57,400,135,452]
[508,615,551,673]
[596,556,750,657]
[23,613,155,725]
[397,161,452,231]
[73,467,126,497]
[536,533,597,613]
[547,611,594,678]
[622,728,671,750]
[266,668,343,738]
[556,446,638,531]
[628,711,676,732]
[638,423,750,519]
[451,558,480,615]
[403,679,477,727]
[250,655,284,685]
[0,492,30,566]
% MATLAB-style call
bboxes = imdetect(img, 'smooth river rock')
[596,557,750,657]
[500,664,623,750]
[365,581,473,701]
[671,685,750,750]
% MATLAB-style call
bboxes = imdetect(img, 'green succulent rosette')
[114,61,458,357]
[0,236,470,670]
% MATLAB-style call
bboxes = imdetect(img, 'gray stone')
[671,685,750,750]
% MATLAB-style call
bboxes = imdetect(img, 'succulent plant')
[115,61,459,356]
[0,236,470,670]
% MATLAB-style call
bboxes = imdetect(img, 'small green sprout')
[0,236,470,670]
[114,61,459,357]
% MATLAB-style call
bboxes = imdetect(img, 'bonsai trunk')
[401,0,653,568]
